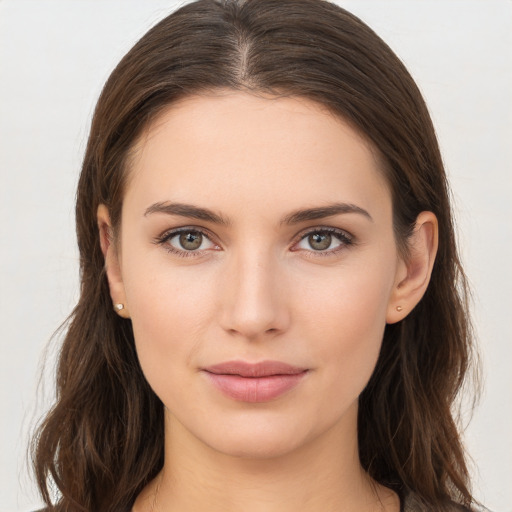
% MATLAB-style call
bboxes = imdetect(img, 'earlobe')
[97,205,130,319]
[386,211,438,324]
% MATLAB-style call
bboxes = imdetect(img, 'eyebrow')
[280,203,373,224]
[144,201,372,225]
[144,202,231,225]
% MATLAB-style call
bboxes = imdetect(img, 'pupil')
[180,231,202,250]
[309,232,331,250]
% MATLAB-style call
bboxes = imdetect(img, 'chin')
[188,409,323,461]
[206,430,306,460]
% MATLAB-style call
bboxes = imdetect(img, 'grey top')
[402,492,477,511]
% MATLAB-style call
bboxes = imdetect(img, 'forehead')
[123,91,391,222]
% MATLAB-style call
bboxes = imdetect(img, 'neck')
[133,403,399,512]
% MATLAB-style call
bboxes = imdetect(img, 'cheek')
[122,255,218,381]
[296,259,395,396]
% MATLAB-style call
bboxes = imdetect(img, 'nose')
[219,248,290,340]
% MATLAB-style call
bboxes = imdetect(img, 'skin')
[98,91,438,512]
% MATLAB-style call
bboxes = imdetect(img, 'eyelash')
[154,226,354,258]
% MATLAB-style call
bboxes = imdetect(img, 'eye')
[174,231,206,251]
[156,228,219,256]
[292,228,353,254]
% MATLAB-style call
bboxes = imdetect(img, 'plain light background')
[1,1,511,511]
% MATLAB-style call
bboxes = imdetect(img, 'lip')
[202,360,309,403]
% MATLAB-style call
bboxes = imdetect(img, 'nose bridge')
[220,244,288,339]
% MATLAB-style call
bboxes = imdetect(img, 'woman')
[31,0,481,511]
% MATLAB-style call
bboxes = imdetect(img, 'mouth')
[202,360,309,402]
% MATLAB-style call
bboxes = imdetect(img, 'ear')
[386,211,438,324]
[97,204,130,319]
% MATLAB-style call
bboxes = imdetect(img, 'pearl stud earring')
[396,305,403,312]
[114,303,124,311]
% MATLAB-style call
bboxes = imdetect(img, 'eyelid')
[157,225,218,241]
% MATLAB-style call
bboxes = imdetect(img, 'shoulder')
[402,492,489,512]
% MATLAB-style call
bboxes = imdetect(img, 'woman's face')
[111,91,406,458]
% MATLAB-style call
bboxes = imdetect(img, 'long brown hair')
[32,1,479,510]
